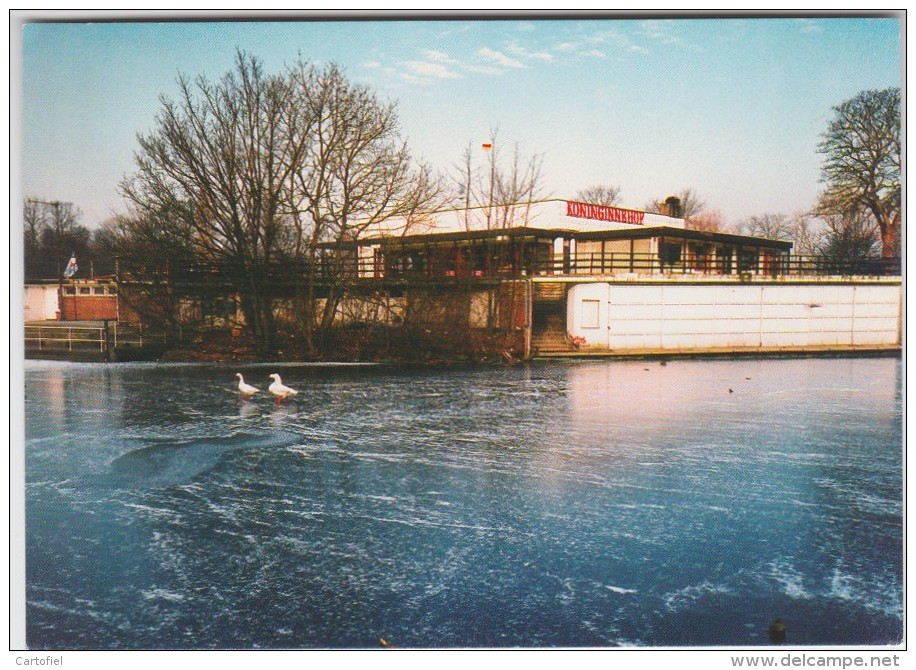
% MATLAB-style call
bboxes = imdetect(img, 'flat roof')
[571,226,793,250]
[356,226,561,246]
[354,225,792,251]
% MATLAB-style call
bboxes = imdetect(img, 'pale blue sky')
[18,13,902,228]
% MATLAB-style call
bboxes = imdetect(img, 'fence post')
[68,328,72,352]
[103,319,111,361]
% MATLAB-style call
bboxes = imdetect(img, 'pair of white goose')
[235,373,298,402]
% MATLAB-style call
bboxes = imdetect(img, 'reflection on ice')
[23,357,902,648]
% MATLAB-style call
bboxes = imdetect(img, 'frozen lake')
[23,356,902,648]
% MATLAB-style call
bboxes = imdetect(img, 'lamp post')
[483,142,494,230]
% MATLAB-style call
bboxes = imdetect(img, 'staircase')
[529,282,574,355]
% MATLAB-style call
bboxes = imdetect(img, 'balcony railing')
[357,252,902,280]
[88,252,902,288]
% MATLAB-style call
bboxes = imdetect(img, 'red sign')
[566,200,645,225]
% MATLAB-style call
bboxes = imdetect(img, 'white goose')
[268,373,299,403]
[235,373,260,398]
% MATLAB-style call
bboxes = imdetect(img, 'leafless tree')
[645,188,706,222]
[102,205,201,333]
[121,52,313,353]
[686,208,725,232]
[24,198,86,280]
[815,88,900,258]
[23,198,48,278]
[737,213,795,241]
[284,61,445,351]
[788,213,825,257]
[453,130,546,230]
[575,184,621,206]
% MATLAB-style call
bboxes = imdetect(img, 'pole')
[483,141,494,230]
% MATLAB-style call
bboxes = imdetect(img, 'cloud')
[555,41,578,52]
[402,60,462,79]
[507,42,554,63]
[517,22,536,32]
[464,64,507,76]
[476,47,525,69]
[362,60,382,69]
[423,50,460,64]
[638,20,678,43]
[796,18,824,34]
[580,49,606,59]
[585,28,648,54]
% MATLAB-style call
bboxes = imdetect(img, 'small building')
[59,278,120,321]
[24,278,121,323]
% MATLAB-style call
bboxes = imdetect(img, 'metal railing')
[355,252,902,279]
[101,251,903,288]
[24,322,167,356]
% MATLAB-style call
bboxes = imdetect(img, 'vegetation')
[815,88,900,258]
[575,185,621,206]
[645,188,706,224]
[23,199,92,280]
[453,129,545,230]
[119,52,442,355]
[23,80,901,362]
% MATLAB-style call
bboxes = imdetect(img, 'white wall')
[24,285,59,322]
[361,199,684,238]
[566,281,901,351]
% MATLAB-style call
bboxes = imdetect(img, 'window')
[581,299,601,328]
[78,287,90,295]
[659,242,682,267]
[738,249,759,273]
[64,287,76,295]
[93,287,105,295]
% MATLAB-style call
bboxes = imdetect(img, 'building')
[59,197,898,361]
[354,199,793,280]
[24,278,120,323]
[345,199,899,357]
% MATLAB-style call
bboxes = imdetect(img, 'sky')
[16,11,903,230]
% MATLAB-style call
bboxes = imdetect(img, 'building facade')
[354,199,793,281]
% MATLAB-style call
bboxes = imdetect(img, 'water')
[23,357,903,649]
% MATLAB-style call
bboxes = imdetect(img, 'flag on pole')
[482,143,493,150]
[64,255,78,278]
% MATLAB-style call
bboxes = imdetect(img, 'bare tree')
[23,198,48,279]
[285,61,445,352]
[442,132,546,351]
[493,139,545,228]
[121,52,309,354]
[453,130,546,230]
[102,208,198,332]
[815,88,900,258]
[686,208,725,232]
[788,213,824,257]
[575,184,621,206]
[23,198,87,280]
[737,213,795,241]
[645,188,706,222]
